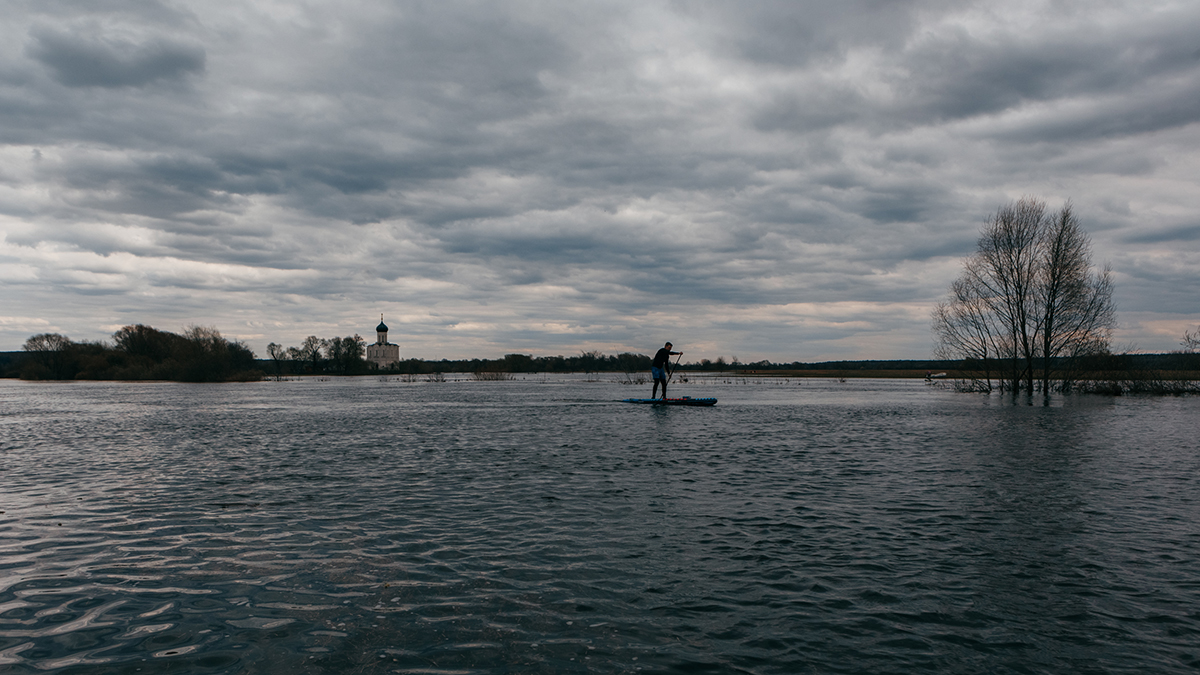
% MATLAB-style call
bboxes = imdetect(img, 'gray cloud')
[28,25,204,88]
[1122,223,1200,245]
[715,0,925,66]
[1,0,1197,359]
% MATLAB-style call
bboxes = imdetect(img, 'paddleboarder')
[651,342,682,399]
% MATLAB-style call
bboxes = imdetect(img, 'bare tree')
[23,333,73,379]
[183,325,224,362]
[325,334,366,374]
[1034,203,1115,392]
[977,197,1045,392]
[267,342,286,379]
[933,197,1115,394]
[932,264,1003,390]
[24,333,72,353]
[1183,326,1200,352]
[345,334,365,368]
[297,335,323,373]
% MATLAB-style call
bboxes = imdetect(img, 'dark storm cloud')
[28,25,205,88]
[52,153,231,219]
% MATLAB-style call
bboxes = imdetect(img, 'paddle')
[665,350,683,392]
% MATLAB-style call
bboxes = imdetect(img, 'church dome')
[376,320,388,332]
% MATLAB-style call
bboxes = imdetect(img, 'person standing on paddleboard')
[651,342,682,399]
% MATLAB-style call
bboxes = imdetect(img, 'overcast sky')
[1,0,1197,362]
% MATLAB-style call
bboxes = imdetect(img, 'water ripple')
[2,378,1199,673]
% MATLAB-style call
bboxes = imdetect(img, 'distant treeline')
[262,352,1200,375]
[739,353,1200,374]
[355,351,653,375]
[361,355,960,374]
[6,329,1198,384]
[951,351,1200,394]
[265,335,370,376]
[5,325,262,382]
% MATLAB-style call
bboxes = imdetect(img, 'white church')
[365,315,400,368]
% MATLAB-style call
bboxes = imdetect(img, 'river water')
[1,376,1198,674]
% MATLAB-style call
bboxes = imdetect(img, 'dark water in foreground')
[1,376,1198,674]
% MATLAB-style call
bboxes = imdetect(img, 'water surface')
[2,376,1198,673]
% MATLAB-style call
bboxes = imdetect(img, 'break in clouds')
[1,0,1198,361]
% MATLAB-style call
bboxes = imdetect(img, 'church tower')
[376,316,389,345]
[365,314,400,368]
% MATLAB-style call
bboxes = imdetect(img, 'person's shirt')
[652,348,672,369]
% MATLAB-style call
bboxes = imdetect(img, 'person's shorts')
[651,366,666,380]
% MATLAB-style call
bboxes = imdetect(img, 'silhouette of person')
[651,342,682,399]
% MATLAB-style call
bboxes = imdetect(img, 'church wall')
[366,343,400,368]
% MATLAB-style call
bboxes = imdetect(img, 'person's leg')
[651,367,664,398]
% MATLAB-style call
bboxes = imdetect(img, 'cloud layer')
[2,0,1198,360]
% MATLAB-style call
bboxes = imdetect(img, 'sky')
[1,0,1198,362]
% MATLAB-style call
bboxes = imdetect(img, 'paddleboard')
[622,397,717,406]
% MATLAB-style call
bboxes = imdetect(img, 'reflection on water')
[1,377,1198,674]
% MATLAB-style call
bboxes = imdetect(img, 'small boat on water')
[622,397,717,406]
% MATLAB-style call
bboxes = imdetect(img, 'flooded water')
[1,376,1198,674]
